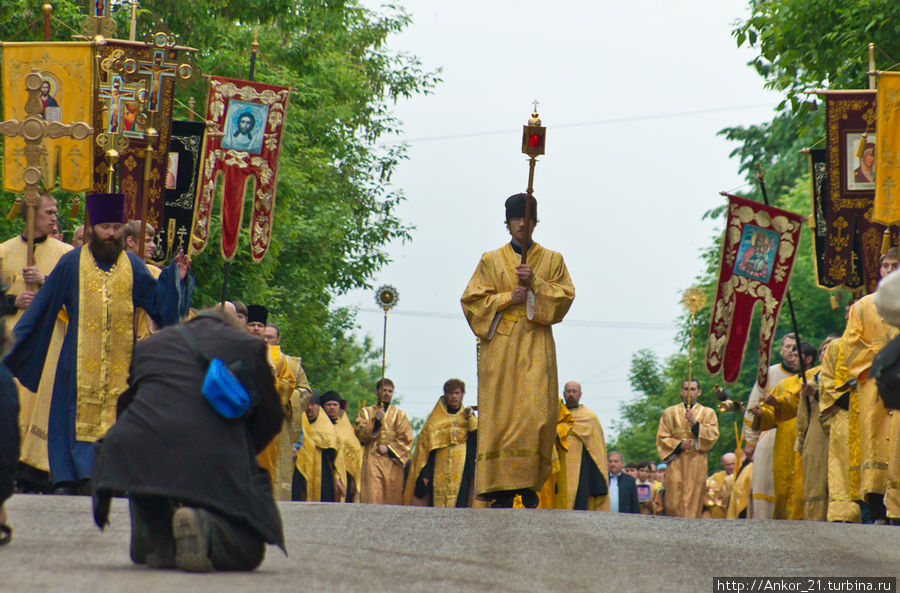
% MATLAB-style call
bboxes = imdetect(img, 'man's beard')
[88,235,125,265]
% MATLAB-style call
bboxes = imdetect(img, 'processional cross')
[81,0,116,38]
[0,69,92,278]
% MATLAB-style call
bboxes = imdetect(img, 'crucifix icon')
[0,69,92,275]
[98,75,142,134]
[137,49,178,113]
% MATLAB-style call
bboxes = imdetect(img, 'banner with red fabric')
[705,194,805,387]
[190,76,290,261]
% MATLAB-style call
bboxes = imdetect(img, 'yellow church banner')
[874,72,900,225]
[2,42,94,192]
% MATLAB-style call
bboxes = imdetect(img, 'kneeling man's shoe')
[173,507,214,572]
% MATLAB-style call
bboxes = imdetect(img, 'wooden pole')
[755,164,807,384]
[42,4,52,40]
[137,124,158,260]
[221,30,259,305]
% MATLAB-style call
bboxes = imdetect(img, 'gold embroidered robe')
[133,263,161,340]
[820,339,862,522]
[703,470,731,518]
[841,294,896,496]
[743,363,791,519]
[460,242,574,497]
[656,402,719,517]
[332,411,362,502]
[797,359,829,521]
[727,461,753,519]
[355,404,413,504]
[538,400,574,509]
[563,403,608,510]
[295,410,346,501]
[257,345,312,500]
[0,235,71,473]
[762,368,819,520]
[403,397,477,507]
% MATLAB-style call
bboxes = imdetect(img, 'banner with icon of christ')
[191,75,291,262]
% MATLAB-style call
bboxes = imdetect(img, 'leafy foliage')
[0,0,440,411]
[607,0,900,462]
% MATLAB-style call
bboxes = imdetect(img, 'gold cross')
[81,0,116,38]
[0,69,92,272]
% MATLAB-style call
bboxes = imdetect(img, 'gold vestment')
[0,236,71,472]
[743,364,791,519]
[256,345,312,500]
[656,402,719,518]
[763,368,819,520]
[460,242,574,496]
[133,263,161,340]
[402,397,477,507]
[841,294,896,496]
[727,461,753,519]
[821,338,861,522]
[563,403,608,511]
[332,412,362,502]
[355,404,413,504]
[703,470,730,519]
[295,410,346,501]
[76,247,133,441]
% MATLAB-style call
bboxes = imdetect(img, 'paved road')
[2,494,898,592]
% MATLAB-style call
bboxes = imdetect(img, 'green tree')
[610,0,900,463]
[0,0,440,411]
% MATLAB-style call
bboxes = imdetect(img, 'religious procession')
[0,0,899,588]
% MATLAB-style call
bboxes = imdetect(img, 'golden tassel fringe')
[69,196,80,217]
[882,229,891,256]
[830,294,840,310]
[857,133,869,159]
[6,197,21,221]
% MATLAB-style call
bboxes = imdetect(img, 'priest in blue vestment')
[4,193,192,492]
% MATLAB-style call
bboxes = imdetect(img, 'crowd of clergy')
[713,247,900,525]
[3,189,899,562]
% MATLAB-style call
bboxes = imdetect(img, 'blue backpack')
[176,323,259,419]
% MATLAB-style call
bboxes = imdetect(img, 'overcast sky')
[339,1,781,437]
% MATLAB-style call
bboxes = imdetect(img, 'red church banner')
[191,75,290,261]
[705,194,805,387]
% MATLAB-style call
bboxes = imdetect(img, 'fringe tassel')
[69,196,80,217]
[882,228,892,256]
[6,197,21,221]
[857,133,869,159]
[830,294,840,310]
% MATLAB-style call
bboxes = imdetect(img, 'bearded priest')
[4,193,191,493]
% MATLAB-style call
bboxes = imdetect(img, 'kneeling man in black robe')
[92,308,284,571]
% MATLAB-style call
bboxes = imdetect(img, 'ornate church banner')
[191,75,291,261]
[808,147,870,291]
[706,194,804,387]
[875,72,900,226]
[158,120,205,263]
[823,91,884,293]
[91,38,190,233]
[2,42,94,192]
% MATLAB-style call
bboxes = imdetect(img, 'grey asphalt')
[2,494,898,592]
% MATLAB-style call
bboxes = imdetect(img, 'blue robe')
[4,248,187,484]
